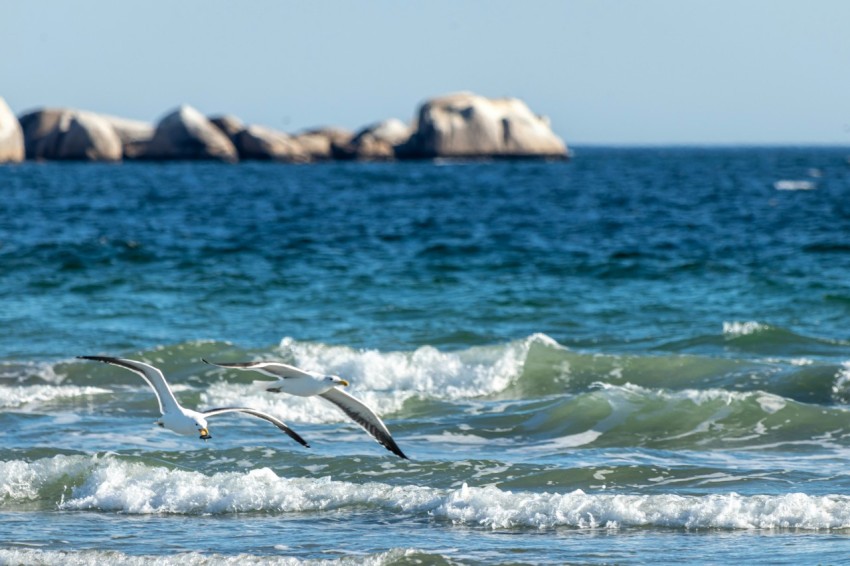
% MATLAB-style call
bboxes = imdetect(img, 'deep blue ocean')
[3,148,850,564]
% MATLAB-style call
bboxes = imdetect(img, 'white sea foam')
[0,548,419,566]
[832,362,850,400]
[722,321,769,337]
[543,430,603,450]
[755,394,786,414]
[5,455,850,530]
[0,384,111,409]
[0,455,95,501]
[0,360,67,383]
[278,334,550,397]
[774,180,816,191]
[201,334,557,423]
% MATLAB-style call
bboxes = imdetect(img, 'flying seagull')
[202,359,408,459]
[77,356,309,447]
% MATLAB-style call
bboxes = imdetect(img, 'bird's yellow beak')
[199,428,211,440]
[339,380,349,386]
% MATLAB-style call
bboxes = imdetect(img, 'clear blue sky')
[2,1,849,145]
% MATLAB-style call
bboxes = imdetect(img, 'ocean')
[2,147,850,564]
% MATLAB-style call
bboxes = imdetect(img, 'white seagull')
[202,359,408,459]
[78,356,309,448]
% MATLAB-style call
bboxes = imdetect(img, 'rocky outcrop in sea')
[18,108,123,161]
[143,105,237,162]
[398,92,567,159]
[4,92,568,163]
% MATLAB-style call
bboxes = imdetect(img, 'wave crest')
[5,456,850,530]
[0,385,111,409]
[0,548,422,566]
[201,334,562,422]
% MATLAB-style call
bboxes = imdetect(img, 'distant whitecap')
[774,180,816,191]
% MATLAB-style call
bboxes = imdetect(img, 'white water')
[0,384,111,409]
[200,334,558,423]
[0,548,416,566]
[4,455,850,530]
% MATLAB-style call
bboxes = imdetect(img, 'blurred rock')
[332,118,410,160]
[236,124,309,162]
[211,115,310,162]
[398,92,568,159]
[144,105,238,162]
[19,108,122,161]
[101,115,154,159]
[210,115,245,139]
[7,94,571,163]
[0,97,24,163]
[293,127,354,161]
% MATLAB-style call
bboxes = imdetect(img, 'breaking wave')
[2,455,850,531]
[0,548,425,566]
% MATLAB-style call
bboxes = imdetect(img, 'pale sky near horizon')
[2,1,848,145]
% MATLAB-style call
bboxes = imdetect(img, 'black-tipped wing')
[202,358,315,380]
[202,406,310,448]
[77,355,181,415]
[319,388,408,459]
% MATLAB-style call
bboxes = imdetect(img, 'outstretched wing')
[202,359,315,380]
[78,356,181,415]
[202,406,310,448]
[319,388,408,459]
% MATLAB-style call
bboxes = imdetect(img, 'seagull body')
[202,359,408,459]
[77,356,309,447]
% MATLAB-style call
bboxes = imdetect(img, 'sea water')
[2,148,850,564]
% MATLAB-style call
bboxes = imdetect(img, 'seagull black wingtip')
[78,355,112,363]
[395,449,410,460]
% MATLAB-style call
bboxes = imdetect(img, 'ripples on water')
[3,148,850,564]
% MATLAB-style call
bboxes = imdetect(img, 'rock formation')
[6,92,569,163]
[18,108,123,161]
[211,115,311,162]
[101,115,154,159]
[144,105,238,162]
[236,124,308,162]
[209,115,245,140]
[0,97,24,163]
[293,128,354,161]
[398,92,568,159]
[332,118,410,160]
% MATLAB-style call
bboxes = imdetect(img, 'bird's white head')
[196,416,211,440]
[326,375,350,387]
[164,411,211,440]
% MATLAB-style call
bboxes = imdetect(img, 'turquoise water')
[3,149,850,564]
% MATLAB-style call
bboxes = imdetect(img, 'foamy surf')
[4,456,850,530]
[0,384,111,409]
[774,180,816,191]
[0,548,423,566]
[199,334,561,422]
[275,334,553,398]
